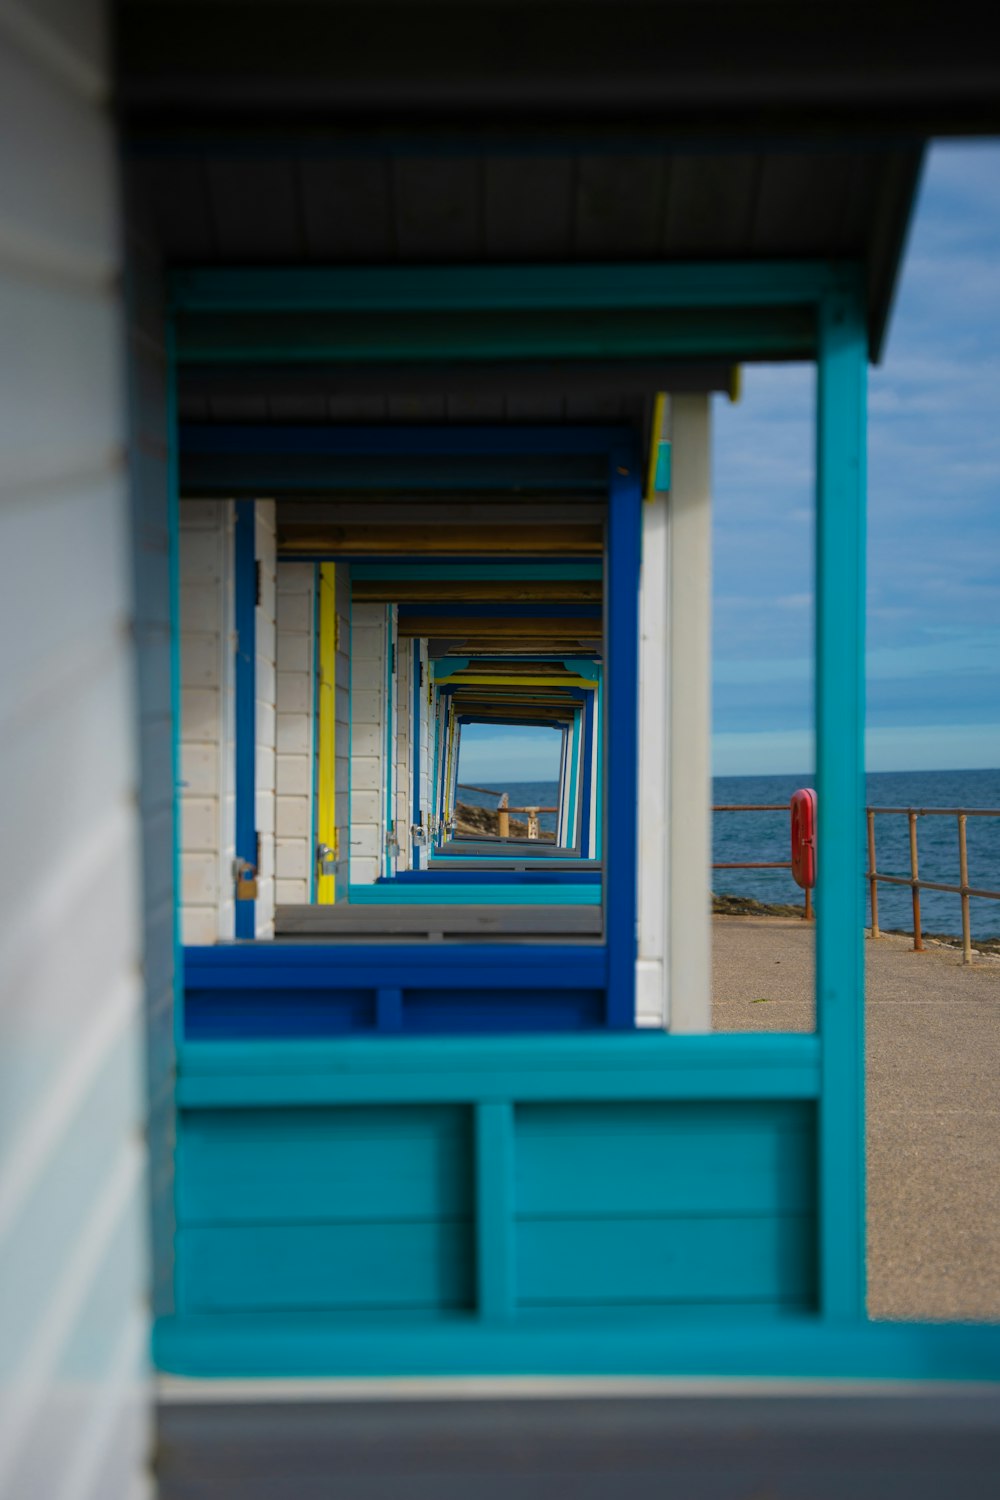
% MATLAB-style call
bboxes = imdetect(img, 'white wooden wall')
[0,3,151,1495]
[334,566,352,900]
[179,501,236,945]
[350,603,390,884]
[394,637,413,870]
[416,641,432,866]
[254,502,277,936]
[636,394,713,1030]
[275,562,315,905]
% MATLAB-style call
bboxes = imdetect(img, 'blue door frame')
[182,423,640,1037]
[159,262,1000,1380]
[233,501,257,940]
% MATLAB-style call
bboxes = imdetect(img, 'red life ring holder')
[790,788,817,890]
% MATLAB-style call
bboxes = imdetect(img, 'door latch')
[316,841,338,877]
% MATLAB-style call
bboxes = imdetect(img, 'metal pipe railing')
[712,804,812,919]
[714,801,1000,949]
[866,806,1000,963]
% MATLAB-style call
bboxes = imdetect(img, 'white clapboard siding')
[276,562,316,905]
[334,565,351,901]
[394,634,413,870]
[350,602,389,885]
[255,502,278,936]
[178,501,235,945]
[417,640,432,867]
[0,4,151,1498]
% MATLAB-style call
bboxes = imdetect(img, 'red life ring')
[790,788,817,890]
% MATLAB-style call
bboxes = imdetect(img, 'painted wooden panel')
[517,1216,815,1306]
[402,990,606,1033]
[179,1221,473,1313]
[184,984,606,1038]
[515,1101,816,1309]
[515,1102,815,1216]
[178,1105,472,1224]
[186,985,373,1039]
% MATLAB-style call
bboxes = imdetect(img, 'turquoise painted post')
[475,1102,515,1320]
[815,278,868,1323]
[566,709,581,850]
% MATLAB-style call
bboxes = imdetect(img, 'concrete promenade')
[713,916,1000,1322]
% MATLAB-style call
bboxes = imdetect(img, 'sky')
[712,141,1000,776]
[456,721,564,784]
[461,143,1000,783]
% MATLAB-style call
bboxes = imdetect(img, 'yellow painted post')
[315,563,338,903]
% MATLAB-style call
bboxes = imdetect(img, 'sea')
[714,768,1000,940]
[459,769,1000,939]
[456,780,561,837]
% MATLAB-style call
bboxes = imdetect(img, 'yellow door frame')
[315,563,338,903]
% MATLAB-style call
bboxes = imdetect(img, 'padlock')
[234,857,258,900]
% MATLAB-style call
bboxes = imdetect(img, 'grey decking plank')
[157,1394,1000,1500]
[274,904,602,937]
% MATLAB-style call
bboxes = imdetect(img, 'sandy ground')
[713,916,1000,1321]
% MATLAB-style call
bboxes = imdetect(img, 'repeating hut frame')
[157,260,1000,1379]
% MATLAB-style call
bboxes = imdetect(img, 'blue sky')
[460,144,1000,783]
[713,141,1000,776]
[457,721,564,784]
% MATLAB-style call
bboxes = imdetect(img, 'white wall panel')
[349,602,388,885]
[178,501,235,945]
[254,503,277,935]
[0,5,151,1495]
[275,571,316,911]
[667,395,713,1032]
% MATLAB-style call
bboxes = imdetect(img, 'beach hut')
[5,4,1000,1493]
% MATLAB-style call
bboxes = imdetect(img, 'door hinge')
[255,560,263,607]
